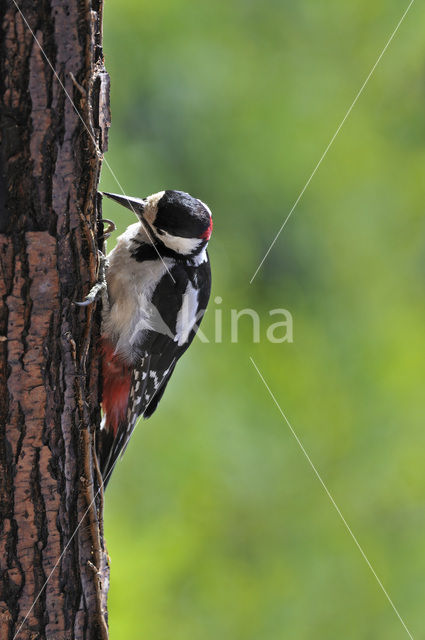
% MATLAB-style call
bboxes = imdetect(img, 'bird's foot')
[100,218,116,240]
[75,250,108,306]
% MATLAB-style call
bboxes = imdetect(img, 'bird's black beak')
[102,192,146,219]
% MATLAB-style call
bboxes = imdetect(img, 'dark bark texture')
[0,1,110,638]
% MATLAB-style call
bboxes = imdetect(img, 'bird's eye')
[155,227,165,236]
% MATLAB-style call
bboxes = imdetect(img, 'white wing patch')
[175,282,199,346]
[149,370,160,390]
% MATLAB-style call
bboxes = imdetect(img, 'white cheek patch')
[159,230,202,255]
[175,282,199,346]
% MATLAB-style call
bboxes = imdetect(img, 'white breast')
[104,223,174,362]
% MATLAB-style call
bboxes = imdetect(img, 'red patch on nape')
[101,337,132,436]
[200,216,213,241]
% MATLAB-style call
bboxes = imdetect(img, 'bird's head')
[103,189,213,256]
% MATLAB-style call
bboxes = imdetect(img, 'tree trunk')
[0,1,110,638]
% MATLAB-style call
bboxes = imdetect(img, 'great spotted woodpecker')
[95,189,212,486]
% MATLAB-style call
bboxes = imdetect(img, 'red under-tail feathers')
[100,336,131,435]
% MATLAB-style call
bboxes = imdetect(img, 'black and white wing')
[98,257,211,485]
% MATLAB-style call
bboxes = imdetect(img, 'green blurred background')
[100,1,425,637]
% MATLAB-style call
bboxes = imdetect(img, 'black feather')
[98,257,211,486]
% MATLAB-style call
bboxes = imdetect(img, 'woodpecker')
[95,189,213,486]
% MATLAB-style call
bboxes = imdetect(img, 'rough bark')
[0,1,110,638]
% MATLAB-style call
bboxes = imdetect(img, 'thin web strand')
[249,357,414,639]
[10,0,175,283]
[249,0,416,284]
[12,372,171,640]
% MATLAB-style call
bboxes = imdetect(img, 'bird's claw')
[100,218,116,240]
[75,251,108,306]
[74,288,103,306]
[75,280,106,306]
